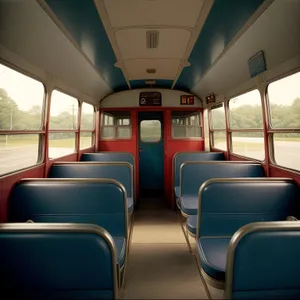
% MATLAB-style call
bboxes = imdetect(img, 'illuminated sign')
[139,92,162,106]
[206,93,215,104]
[180,95,194,105]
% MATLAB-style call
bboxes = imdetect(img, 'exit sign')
[180,95,194,105]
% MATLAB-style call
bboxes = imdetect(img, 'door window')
[140,120,161,142]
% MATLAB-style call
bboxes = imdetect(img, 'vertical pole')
[224,100,231,160]
[77,101,82,161]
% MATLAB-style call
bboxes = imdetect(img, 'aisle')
[121,197,211,299]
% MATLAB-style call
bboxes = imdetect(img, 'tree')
[0,88,19,130]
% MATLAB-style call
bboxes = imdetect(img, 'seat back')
[81,152,135,195]
[197,178,299,238]
[0,223,118,300]
[81,152,134,167]
[225,222,300,299]
[180,161,264,196]
[49,162,133,198]
[173,152,225,187]
[8,179,127,238]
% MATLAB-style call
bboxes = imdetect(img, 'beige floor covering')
[121,196,224,299]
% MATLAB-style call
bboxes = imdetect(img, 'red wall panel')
[99,108,204,208]
[0,148,95,222]
[99,110,139,198]
[229,154,300,184]
[0,165,44,222]
[270,166,300,186]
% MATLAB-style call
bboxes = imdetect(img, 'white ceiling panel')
[115,28,191,59]
[103,0,205,28]
[124,58,181,80]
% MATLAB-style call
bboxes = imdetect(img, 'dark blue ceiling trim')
[130,80,173,90]
[175,0,265,92]
[46,0,128,92]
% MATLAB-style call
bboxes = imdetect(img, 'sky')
[0,63,299,113]
[0,64,92,116]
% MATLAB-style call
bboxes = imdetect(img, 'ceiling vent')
[146,30,159,49]
[146,68,156,74]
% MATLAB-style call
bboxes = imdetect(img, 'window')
[49,90,78,158]
[211,104,227,150]
[229,90,264,160]
[80,102,95,149]
[203,109,210,150]
[0,63,44,175]
[140,120,161,142]
[268,72,300,170]
[100,111,131,139]
[171,111,202,139]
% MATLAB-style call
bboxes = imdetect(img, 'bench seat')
[0,223,119,300]
[181,196,198,215]
[49,162,134,213]
[9,179,128,270]
[197,237,230,282]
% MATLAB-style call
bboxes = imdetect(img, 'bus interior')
[0,0,300,299]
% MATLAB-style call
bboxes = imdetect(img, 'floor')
[121,196,224,299]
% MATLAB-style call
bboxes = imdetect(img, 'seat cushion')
[186,215,197,235]
[181,196,198,215]
[127,197,134,213]
[197,237,230,282]
[113,237,126,267]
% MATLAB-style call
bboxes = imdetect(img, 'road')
[0,146,74,175]
[0,139,299,175]
[215,138,300,170]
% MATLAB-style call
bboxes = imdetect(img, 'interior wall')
[99,107,204,206]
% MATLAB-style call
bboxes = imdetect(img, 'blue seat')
[81,152,134,167]
[180,162,265,216]
[193,178,300,288]
[186,215,197,236]
[173,152,224,199]
[48,162,134,213]
[8,178,128,269]
[81,152,135,198]
[0,223,119,299]
[225,222,300,299]
[198,237,230,282]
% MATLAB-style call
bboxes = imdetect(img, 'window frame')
[210,103,227,151]
[0,62,46,176]
[227,89,265,161]
[171,111,203,140]
[100,111,132,140]
[266,71,300,171]
[79,102,95,150]
[48,89,79,159]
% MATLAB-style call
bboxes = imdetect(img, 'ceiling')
[43,0,265,92]
[2,0,300,105]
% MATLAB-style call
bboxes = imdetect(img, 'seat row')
[0,151,135,300]
[173,151,300,299]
